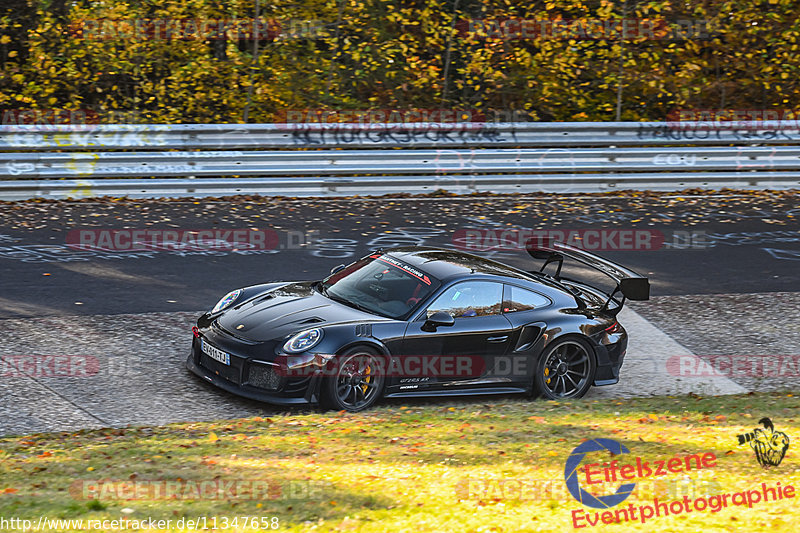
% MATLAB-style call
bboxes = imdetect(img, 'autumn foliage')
[1,0,798,124]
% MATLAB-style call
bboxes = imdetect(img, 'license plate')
[201,339,230,366]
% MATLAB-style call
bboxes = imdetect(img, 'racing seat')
[406,282,423,307]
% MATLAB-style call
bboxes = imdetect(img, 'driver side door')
[397,280,514,392]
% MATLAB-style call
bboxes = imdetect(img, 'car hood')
[216,282,380,342]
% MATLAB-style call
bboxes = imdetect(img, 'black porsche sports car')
[187,241,649,412]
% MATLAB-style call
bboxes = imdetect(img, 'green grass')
[1,392,798,532]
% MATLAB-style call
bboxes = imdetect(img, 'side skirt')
[384,386,528,398]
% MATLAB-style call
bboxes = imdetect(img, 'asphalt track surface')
[0,192,798,436]
[0,192,798,317]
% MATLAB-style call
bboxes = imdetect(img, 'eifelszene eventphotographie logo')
[564,437,795,528]
[737,417,790,468]
[564,438,637,508]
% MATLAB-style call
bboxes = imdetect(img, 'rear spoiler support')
[539,252,564,279]
[525,239,650,314]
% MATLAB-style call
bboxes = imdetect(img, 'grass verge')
[0,392,798,532]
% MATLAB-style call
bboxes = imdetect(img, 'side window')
[426,281,503,318]
[504,285,550,313]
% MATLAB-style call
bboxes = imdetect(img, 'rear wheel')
[534,337,596,400]
[321,346,385,412]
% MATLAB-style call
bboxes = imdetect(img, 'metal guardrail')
[1,121,799,199]
[3,146,800,179]
[1,171,796,201]
[3,121,800,150]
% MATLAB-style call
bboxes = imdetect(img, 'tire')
[321,346,386,412]
[533,336,596,400]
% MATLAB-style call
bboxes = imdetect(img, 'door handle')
[487,335,508,343]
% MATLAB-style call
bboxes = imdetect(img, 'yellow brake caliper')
[544,366,551,384]
[361,365,371,394]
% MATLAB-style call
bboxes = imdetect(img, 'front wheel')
[534,337,596,400]
[321,346,386,412]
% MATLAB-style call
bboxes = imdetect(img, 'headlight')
[283,328,323,353]
[212,289,242,313]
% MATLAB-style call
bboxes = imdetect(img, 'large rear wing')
[525,239,650,313]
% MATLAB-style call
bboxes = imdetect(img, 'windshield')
[321,254,441,319]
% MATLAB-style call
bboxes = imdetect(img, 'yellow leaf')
[0,35,10,44]
[648,414,658,421]
[208,432,220,442]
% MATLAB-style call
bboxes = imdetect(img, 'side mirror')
[330,264,345,275]
[423,311,455,332]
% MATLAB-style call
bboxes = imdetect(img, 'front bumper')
[186,334,325,406]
